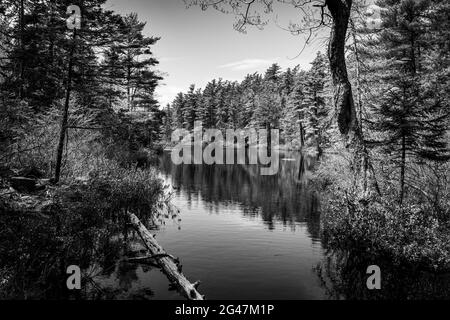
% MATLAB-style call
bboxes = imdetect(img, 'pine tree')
[281,67,295,96]
[302,52,330,152]
[365,0,449,203]
[200,79,219,128]
[172,92,186,129]
[215,79,229,130]
[227,82,241,129]
[161,104,173,141]
[282,71,306,148]
[240,73,262,128]
[100,47,126,109]
[252,81,282,131]
[116,13,161,111]
[264,63,282,83]
[183,84,200,130]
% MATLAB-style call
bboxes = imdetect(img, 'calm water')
[93,150,327,300]
[90,150,450,300]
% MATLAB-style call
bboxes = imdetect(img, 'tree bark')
[399,134,406,204]
[128,212,204,300]
[18,0,24,99]
[54,30,77,183]
[127,63,131,110]
[299,120,305,148]
[326,0,357,137]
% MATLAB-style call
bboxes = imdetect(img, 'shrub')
[0,161,166,299]
[322,195,450,271]
[58,160,165,219]
[315,148,450,271]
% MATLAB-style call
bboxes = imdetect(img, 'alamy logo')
[66,265,81,290]
[366,265,381,290]
[67,5,81,30]
[171,121,280,176]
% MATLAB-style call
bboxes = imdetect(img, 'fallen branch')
[124,253,179,264]
[128,212,204,300]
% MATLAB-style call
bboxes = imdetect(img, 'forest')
[0,0,449,300]
[0,0,169,298]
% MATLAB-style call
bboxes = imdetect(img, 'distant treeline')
[163,52,332,151]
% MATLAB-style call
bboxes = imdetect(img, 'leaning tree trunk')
[128,213,204,300]
[54,30,77,183]
[399,134,406,204]
[326,0,358,138]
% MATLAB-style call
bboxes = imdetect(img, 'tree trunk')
[128,213,204,300]
[350,22,369,192]
[54,30,77,183]
[399,134,406,204]
[326,0,357,137]
[127,59,132,110]
[18,0,24,99]
[299,120,305,148]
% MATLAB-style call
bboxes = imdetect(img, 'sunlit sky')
[106,0,329,106]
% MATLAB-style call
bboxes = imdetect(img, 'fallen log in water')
[128,212,204,300]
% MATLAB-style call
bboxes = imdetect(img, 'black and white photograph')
[0,0,449,309]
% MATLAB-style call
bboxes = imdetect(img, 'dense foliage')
[315,0,450,272]
[0,0,166,299]
[0,0,164,180]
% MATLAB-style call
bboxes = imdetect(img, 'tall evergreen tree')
[183,84,200,130]
[264,63,282,83]
[302,52,330,151]
[200,79,219,128]
[172,92,186,129]
[282,71,307,148]
[115,13,161,111]
[364,0,449,203]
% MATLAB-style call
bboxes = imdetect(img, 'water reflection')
[8,148,445,300]
[159,150,320,236]
[316,249,450,300]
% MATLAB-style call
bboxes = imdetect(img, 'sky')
[106,0,328,107]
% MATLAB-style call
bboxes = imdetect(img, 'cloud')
[155,84,186,107]
[218,58,276,71]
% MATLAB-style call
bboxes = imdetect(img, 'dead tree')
[128,212,204,300]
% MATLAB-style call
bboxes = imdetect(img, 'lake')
[91,150,450,300]
[92,150,327,299]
